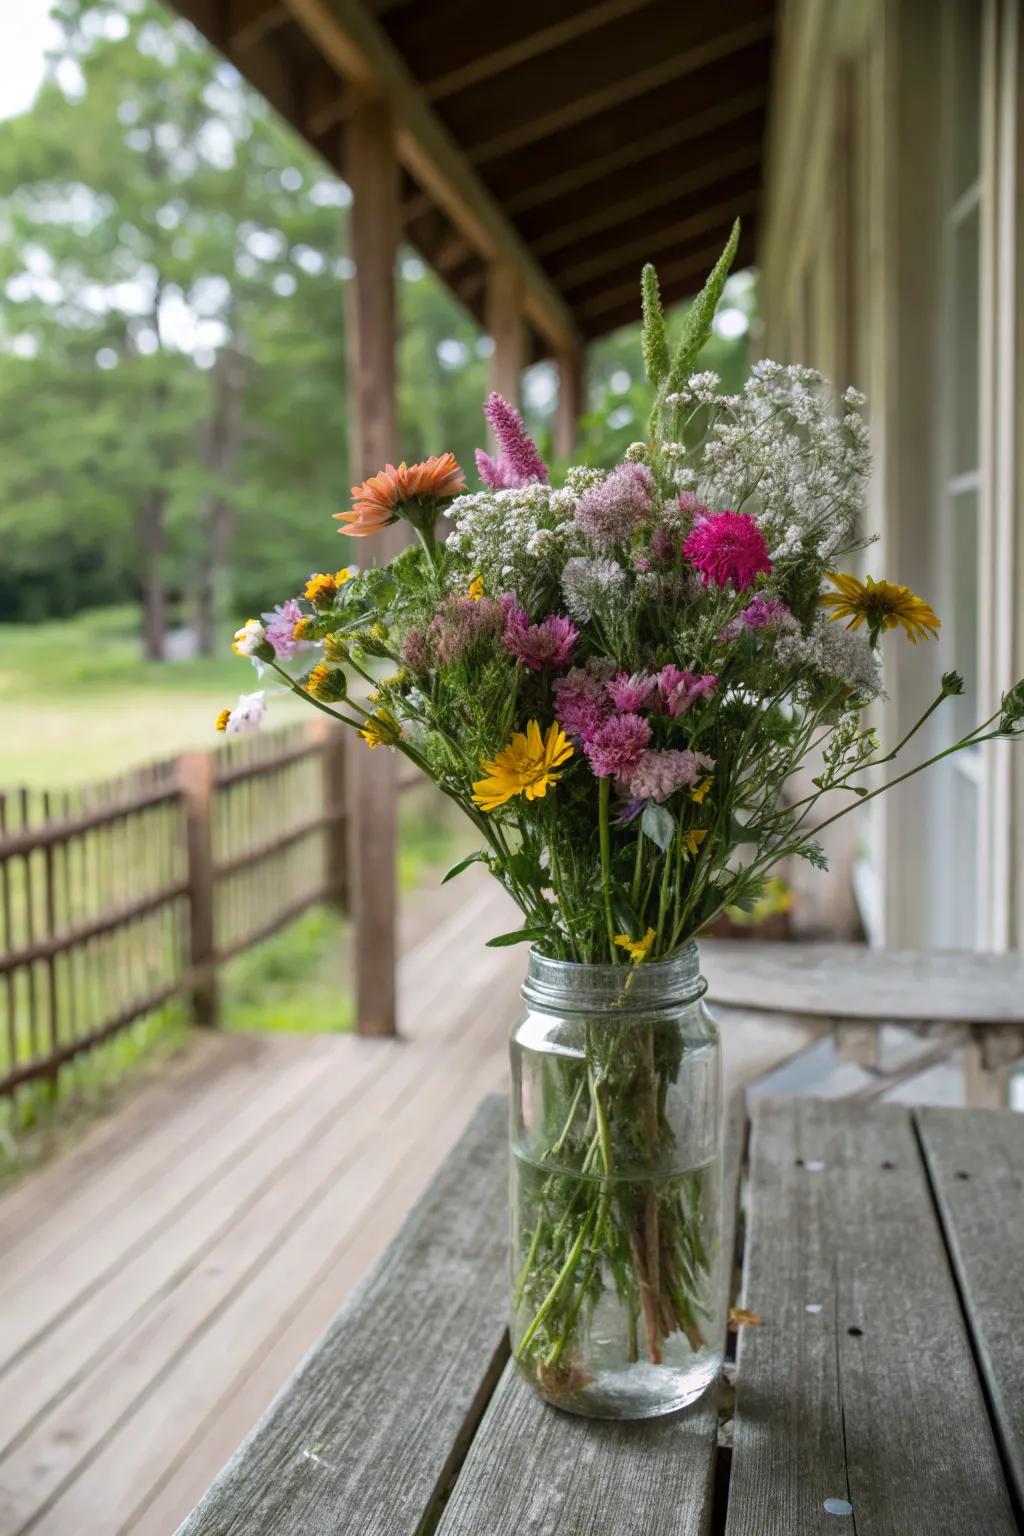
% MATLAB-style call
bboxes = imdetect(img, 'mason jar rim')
[522,941,707,1014]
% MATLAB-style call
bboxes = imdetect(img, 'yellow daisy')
[614,927,656,963]
[359,707,400,749]
[821,574,940,643]
[214,708,231,733]
[467,575,485,601]
[683,828,708,857]
[471,721,573,812]
[691,777,713,805]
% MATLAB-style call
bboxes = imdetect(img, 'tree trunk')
[138,488,168,662]
[195,345,247,656]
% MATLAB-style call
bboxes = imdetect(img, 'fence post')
[309,719,348,911]
[180,749,218,1028]
[347,731,398,1037]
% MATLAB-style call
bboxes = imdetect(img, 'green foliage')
[664,219,741,396]
[639,263,669,386]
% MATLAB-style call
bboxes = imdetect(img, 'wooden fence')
[0,721,356,1098]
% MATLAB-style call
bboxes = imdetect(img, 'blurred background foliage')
[0,0,755,658]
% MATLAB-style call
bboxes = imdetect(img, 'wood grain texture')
[174,1094,509,1536]
[701,939,1024,1025]
[725,1097,1017,1535]
[435,1361,717,1536]
[916,1106,1024,1508]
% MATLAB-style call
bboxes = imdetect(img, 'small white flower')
[232,618,267,658]
[225,691,267,735]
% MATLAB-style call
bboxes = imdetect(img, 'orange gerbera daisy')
[336,452,466,538]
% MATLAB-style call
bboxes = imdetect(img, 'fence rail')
[0,720,372,1098]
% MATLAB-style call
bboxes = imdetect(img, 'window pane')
[951,487,979,739]
[950,0,982,198]
[950,776,979,945]
[953,204,980,477]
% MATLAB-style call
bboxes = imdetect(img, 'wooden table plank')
[435,1362,718,1536]
[701,939,1024,1024]
[435,1089,750,1535]
[725,1098,1017,1535]
[916,1105,1024,1509]
[174,1095,509,1536]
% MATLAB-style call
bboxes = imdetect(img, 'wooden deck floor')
[0,874,820,1536]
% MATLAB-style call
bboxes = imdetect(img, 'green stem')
[598,776,618,961]
[515,1208,596,1360]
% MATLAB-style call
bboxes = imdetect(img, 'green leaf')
[640,263,669,386]
[640,802,675,852]
[441,849,487,884]
[665,219,741,394]
[485,926,549,948]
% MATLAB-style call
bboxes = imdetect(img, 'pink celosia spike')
[483,392,548,485]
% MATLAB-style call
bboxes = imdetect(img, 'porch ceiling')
[170,0,776,352]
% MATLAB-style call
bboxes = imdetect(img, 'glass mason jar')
[510,944,723,1419]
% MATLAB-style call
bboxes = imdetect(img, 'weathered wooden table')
[176,1094,1024,1535]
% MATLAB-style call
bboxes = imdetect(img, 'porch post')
[486,262,526,410]
[554,340,584,461]
[346,93,400,1037]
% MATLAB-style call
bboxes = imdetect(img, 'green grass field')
[0,607,475,1170]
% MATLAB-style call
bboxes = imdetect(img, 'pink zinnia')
[683,509,771,590]
[575,462,654,546]
[623,748,716,803]
[503,611,578,671]
[584,713,652,778]
[262,598,308,660]
[657,665,719,718]
[481,393,548,486]
[553,667,611,740]
[606,670,657,712]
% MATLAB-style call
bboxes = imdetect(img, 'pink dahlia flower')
[480,393,548,486]
[623,748,716,802]
[575,462,654,546]
[606,670,657,712]
[262,598,309,660]
[683,509,772,590]
[657,665,719,718]
[584,712,652,777]
[503,610,578,671]
[553,667,611,740]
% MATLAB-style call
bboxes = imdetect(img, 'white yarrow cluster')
[560,556,627,622]
[446,484,583,591]
[776,614,882,699]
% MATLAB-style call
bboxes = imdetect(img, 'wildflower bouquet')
[223,224,1024,1409]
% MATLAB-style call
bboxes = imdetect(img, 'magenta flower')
[553,666,612,740]
[503,611,578,671]
[683,509,772,590]
[584,713,652,778]
[262,598,308,660]
[481,393,548,486]
[623,748,716,802]
[606,670,657,712]
[657,665,719,718]
[429,595,504,664]
[719,595,796,644]
[575,462,654,546]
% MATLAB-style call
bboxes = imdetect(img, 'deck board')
[0,883,822,1536]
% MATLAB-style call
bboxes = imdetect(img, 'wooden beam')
[554,184,761,294]
[282,0,577,353]
[486,264,526,410]
[458,4,774,165]
[389,0,659,102]
[524,122,764,258]
[553,341,584,462]
[345,94,400,1038]
[227,0,288,51]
